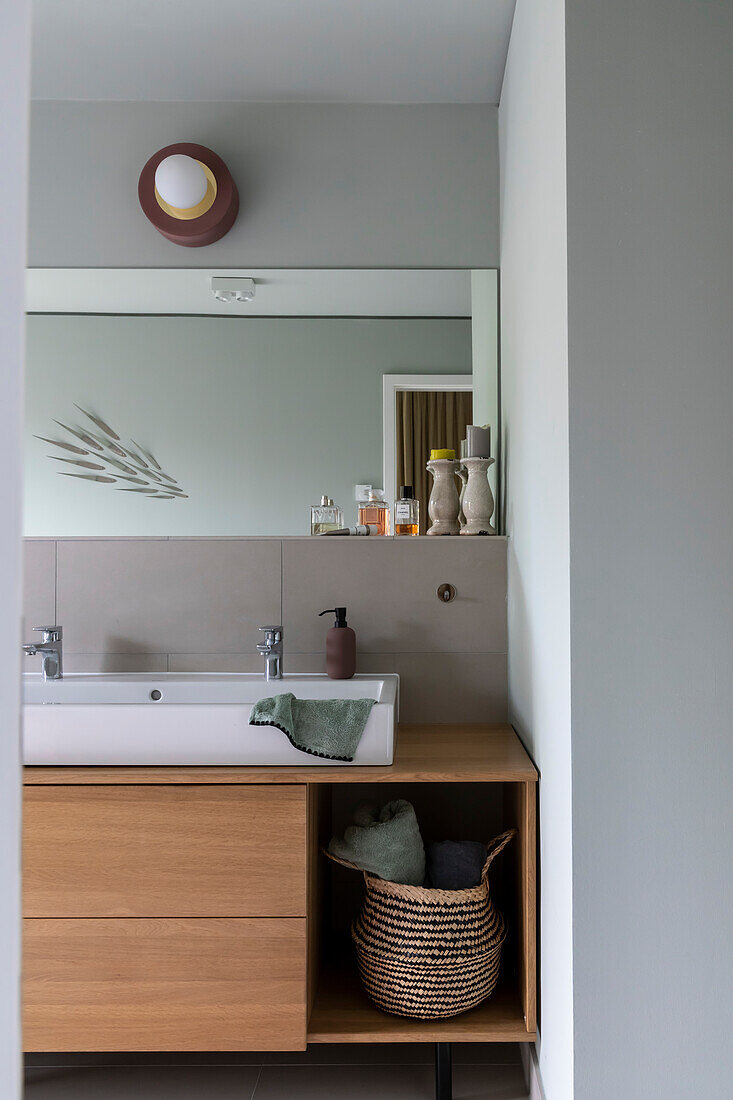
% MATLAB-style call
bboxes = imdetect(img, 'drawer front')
[24,785,306,917]
[23,917,306,1051]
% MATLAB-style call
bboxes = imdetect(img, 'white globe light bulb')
[154,155,208,210]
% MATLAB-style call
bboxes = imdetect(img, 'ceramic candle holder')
[426,458,461,535]
[457,464,469,527]
[460,456,496,535]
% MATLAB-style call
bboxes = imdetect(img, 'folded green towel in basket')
[328,799,426,886]
[249,692,375,762]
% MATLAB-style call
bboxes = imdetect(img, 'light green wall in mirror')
[25,315,471,536]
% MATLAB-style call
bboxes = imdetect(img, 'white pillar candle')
[466,424,491,458]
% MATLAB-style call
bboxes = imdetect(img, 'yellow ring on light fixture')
[154,161,218,220]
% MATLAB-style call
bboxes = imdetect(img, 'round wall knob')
[437,583,456,603]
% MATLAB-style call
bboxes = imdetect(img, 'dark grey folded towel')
[426,840,488,890]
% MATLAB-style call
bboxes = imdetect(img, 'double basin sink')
[22,673,399,767]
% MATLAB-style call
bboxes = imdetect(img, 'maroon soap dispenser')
[318,607,356,679]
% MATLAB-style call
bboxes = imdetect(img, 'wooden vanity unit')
[22,725,537,1053]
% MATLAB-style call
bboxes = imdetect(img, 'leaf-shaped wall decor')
[49,456,107,472]
[73,405,121,442]
[40,408,188,501]
[52,421,105,451]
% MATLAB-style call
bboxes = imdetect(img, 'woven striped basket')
[326,828,515,1019]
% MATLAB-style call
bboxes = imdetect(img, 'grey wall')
[0,2,29,1096]
[25,314,471,536]
[499,1,573,1097]
[502,2,733,1097]
[565,2,733,1098]
[23,537,508,724]
[29,102,499,268]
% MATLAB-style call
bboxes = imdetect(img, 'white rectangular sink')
[22,673,399,767]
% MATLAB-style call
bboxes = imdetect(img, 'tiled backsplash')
[22,537,508,723]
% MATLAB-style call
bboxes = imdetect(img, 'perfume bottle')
[357,488,390,536]
[311,495,344,534]
[394,484,419,536]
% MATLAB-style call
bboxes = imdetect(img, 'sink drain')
[150,689,162,701]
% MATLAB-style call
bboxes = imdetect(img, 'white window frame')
[382,374,473,506]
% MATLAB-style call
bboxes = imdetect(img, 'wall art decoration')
[36,405,187,500]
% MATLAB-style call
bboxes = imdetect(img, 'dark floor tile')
[253,1062,528,1100]
[24,1065,261,1099]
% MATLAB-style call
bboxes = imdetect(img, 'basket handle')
[322,846,369,877]
[481,828,516,880]
[325,831,516,883]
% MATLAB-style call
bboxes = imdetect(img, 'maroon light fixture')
[138,142,239,247]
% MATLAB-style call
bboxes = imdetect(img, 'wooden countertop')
[23,724,538,785]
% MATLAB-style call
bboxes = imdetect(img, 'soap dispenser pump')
[318,607,356,680]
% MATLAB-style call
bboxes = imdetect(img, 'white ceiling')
[31,0,516,103]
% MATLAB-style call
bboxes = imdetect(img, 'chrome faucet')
[23,626,63,681]
[257,625,283,681]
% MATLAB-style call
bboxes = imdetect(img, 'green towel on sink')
[250,692,375,762]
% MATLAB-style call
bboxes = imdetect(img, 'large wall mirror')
[24,269,497,536]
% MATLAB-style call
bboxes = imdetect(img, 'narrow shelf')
[307,955,534,1044]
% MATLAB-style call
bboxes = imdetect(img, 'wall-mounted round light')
[138,143,238,247]
[155,155,209,211]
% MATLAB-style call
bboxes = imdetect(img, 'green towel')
[250,692,375,762]
[328,799,426,885]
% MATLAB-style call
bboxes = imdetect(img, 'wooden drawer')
[23,785,306,917]
[23,917,306,1051]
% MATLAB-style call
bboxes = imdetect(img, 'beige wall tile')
[286,652,397,675]
[47,536,508,712]
[395,652,507,723]
[57,539,281,654]
[167,653,397,676]
[63,653,168,673]
[353,652,398,674]
[285,653,329,674]
[22,540,56,636]
[168,653,263,673]
[283,538,507,654]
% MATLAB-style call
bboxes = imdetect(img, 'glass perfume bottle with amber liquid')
[394,484,419,536]
[357,489,390,535]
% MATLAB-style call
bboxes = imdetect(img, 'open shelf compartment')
[305,770,536,1044]
[308,953,530,1043]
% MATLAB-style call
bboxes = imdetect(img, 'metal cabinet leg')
[435,1042,452,1100]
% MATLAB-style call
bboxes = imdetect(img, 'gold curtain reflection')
[396,389,473,535]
